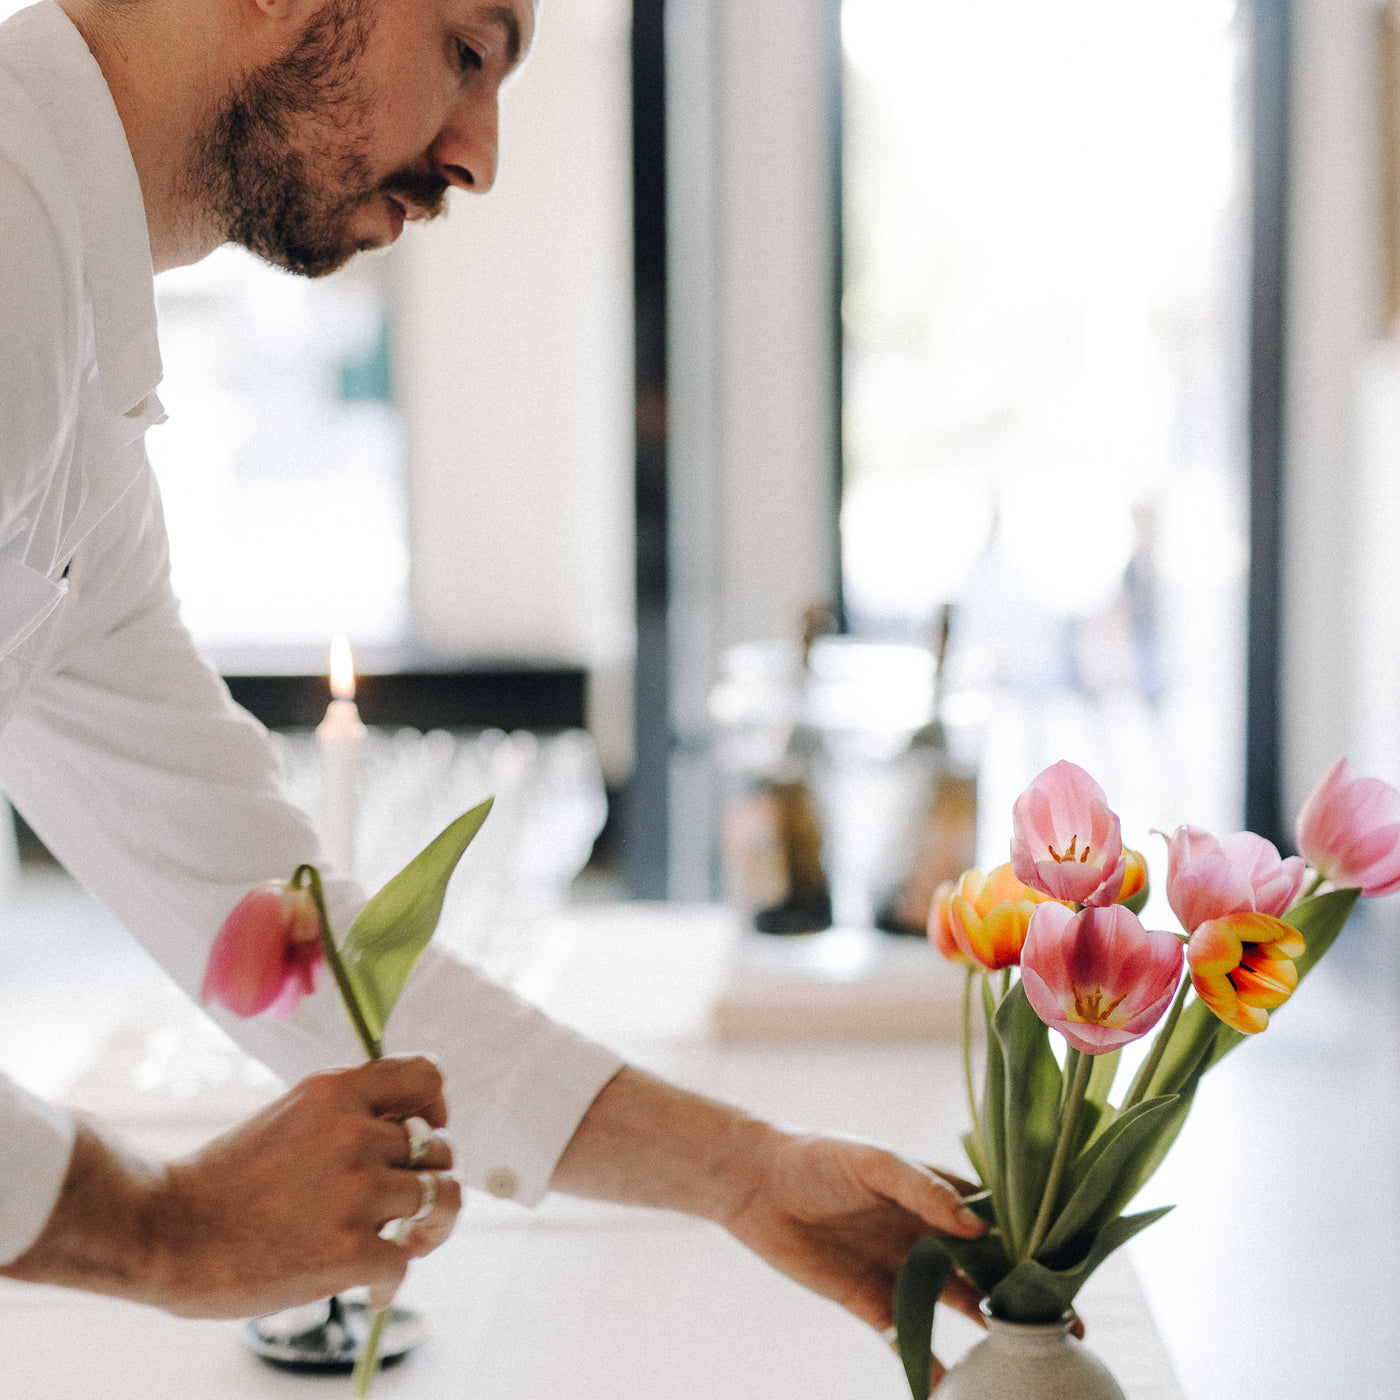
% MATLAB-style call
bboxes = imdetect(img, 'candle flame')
[329,634,356,702]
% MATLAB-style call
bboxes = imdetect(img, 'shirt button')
[485,1167,519,1199]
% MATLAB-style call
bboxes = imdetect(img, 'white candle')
[317,634,366,880]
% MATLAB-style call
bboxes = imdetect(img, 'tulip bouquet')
[202,799,494,1398]
[895,758,1400,1398]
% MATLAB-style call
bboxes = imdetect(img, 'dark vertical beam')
[1246,0,1292,845]
[828,0,848,633]
[625,0,671,897]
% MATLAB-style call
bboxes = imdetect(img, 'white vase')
[936,1308,1126,1400]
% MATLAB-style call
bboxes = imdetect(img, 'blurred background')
[6,0,1400,1395]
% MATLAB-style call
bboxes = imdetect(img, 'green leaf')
[1038,1095,1178,1261]
[995,981,1063,1255]
[1075,1048,1122,1153]
[979,976,1014,1251]
[340,799,493,1040]
[987,1206,1174,1324]
[939,1226,1014,1296]
[1085,1046,1121,1111]
[895,1236,955,1400]
[1122,1031,1216,1204]
[960,1128,988,1186]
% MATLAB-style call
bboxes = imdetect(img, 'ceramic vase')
[936,1307,1126,1400]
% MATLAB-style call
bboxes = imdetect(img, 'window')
[842,0,1250,834]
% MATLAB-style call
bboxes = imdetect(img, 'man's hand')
[1,1055,461,1318]
[719,1131,985,1336]
[551,1066,985,1384]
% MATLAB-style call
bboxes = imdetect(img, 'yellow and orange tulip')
[930,863,1060,971]
[1116,847,1150,914]
[1186,910,1305,1035]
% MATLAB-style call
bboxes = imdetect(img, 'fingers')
[393,1117,454,1172]
[362,1237,410,1312]
[342,1055,449,1128]
[861,1152,985,1240]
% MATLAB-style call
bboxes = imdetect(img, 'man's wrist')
[705,1112,788,1229]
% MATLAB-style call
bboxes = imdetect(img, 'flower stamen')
[1048,834,1094,866]
[1070,982,1128,1026]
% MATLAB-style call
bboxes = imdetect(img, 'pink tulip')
[1010,761,1127,907]
[202,880,325,1018]
[1295,759,1400,897]
[1161,825,1305,933]
[1020,902,1184,1055]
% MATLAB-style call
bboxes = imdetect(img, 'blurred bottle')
[717,606,835,934]
[875,606,978,935]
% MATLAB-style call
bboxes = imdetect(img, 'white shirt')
[0,1,623,1266]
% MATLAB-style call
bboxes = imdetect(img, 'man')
[0,0,983,1369]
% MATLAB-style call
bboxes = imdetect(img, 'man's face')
[193,0,534,278]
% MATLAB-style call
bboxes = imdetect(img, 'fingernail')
[956,1204,984,1231]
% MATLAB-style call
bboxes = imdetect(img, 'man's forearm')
[0,1120,169,1302]
[548,1066,783,1226]
[548,1063,988,1340]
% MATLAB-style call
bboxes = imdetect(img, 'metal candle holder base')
[243,1294,425,1373]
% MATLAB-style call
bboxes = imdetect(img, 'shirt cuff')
[385,945,625,1206]
[0,1075,76,1265]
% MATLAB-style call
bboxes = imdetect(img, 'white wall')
[667,0,840,897]
[395,0,636,781]
[1283,0,1386,813]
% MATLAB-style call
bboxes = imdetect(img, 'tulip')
[1020,902,1184,1055]
[1187,910,1304,1035]
[1117,847,1150,914]
[1010,760,1127,907]
[927,880,974,967]
[1161,825,1305,933]
[1295,758,1400,897]
[932,863,1059,971]
[202,880,325,1018]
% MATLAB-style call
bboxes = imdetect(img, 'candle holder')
[243,1294,424,1372]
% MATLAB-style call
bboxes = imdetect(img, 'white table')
[0,903,1185,1399]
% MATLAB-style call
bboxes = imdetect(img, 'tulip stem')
[293,864,383,1061]
[1120,971,1191,1112]
[1025,1048,1091,1262]
[1300,870,1326,902]
[961,969,984,1163]
[353,1303,393,1398]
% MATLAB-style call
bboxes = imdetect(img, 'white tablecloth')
[0,903,1186,1398]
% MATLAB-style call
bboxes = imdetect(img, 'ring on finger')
[402,1115,433,1167]
[408,1170,437,1224]
[880,1325,898,1346]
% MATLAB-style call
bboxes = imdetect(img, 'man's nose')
[431,92,500,194]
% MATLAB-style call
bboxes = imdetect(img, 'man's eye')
[456,38,483,72]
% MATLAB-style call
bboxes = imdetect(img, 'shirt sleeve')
[0,1073,75,1266]
[0,137,82,554]
[0,463,623,1207]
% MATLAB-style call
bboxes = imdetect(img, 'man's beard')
[190,0,449,278]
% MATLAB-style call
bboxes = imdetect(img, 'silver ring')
[408,1170,436,1223]
[880,1325,899,1346]
[402,1115,433,1167]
